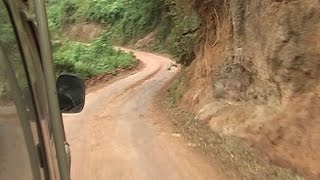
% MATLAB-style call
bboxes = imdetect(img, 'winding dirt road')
[63,50,224,180]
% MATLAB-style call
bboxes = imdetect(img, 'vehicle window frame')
[1,0,49,179]
[17,1,71,179]
[14,1,65,179]
[19,4,60,180]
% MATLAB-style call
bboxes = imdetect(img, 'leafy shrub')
[47,0,168,43]
[153,2,201,65]
[168,11,200,65]
[47,0,80,30]
[119,0,165,43]
[53,33,136,78]
[86,0,125,24]
[47,0,200,73]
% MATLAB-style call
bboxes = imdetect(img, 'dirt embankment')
[63,22,105,43]
[176,0,320,179]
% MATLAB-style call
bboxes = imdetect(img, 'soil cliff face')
[179,0,320,178]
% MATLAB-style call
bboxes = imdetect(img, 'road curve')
[63,49,224,180]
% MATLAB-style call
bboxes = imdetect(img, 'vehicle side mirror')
[56,74,85,113]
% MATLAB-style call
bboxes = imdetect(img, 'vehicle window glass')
[19,0,53,134]
[0,1,42,179]
[19,1,63,179]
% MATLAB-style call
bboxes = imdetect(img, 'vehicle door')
[0,0,63,179]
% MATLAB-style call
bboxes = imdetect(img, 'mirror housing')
[56,74,85,113]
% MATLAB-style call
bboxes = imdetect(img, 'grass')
[167,76,185,108]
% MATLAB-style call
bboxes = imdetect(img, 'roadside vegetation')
[47,0,201,78]
[0,5,27,101]
[52,34,135,78]
[47,0,137,78]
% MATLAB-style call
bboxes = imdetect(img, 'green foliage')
[86,0,125,24]
[119,0,165,42]
[0,4,17,52]
[0,2,27,99]
[47,0,80,30]
[46,0,137,78]
[47,0,167,42]
[153,2,201,65]
[167,76,185,108]
[47,0,201,75]
[53,33,135,78]
[167,11,200,65]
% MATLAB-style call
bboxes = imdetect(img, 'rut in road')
[63,50,225,180]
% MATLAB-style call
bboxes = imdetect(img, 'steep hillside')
[173,0,320,178]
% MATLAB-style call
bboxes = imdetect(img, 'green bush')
[47,0,80,30]
[47,0,172,43]
[86,0,125,24]
[168,11,200,65]
[119,0,165,43]
[153,2,201,65]
[47,0,200,74]
[53,33,136,78]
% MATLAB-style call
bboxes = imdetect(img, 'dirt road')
[63,50,224,180]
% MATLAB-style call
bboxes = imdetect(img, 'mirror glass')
[56,74,85,113]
